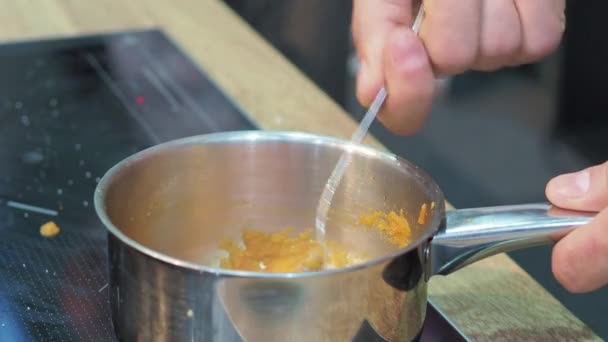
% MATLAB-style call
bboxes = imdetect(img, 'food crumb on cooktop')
[40,221,61,238]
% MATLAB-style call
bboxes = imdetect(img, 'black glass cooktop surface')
[0,29,464,342]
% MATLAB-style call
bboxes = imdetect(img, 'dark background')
[224,0,608,337]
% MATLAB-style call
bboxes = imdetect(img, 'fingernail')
[553,169,590,198]
[390,30,426,72]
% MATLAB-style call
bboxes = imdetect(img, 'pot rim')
[94,130,446,278]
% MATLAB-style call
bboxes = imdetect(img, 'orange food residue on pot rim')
[417,201,436,225]
[418,204,428,225]
[357,209,412,248]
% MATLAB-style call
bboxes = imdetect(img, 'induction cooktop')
[0,29,464,342]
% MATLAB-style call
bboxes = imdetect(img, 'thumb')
[546,162,608,212]
[352,0,414,106]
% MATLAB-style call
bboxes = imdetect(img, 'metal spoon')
[315,5,426,243]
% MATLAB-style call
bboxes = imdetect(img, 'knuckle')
[481,32,520,60]
[524,26,563,61]
[427,38,476,74]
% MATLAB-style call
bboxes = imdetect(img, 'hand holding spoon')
[315,5,426,244]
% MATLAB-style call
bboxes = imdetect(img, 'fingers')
[353,0,433,134]
[352,0,413,107]
[352,0,566,136]
[513,0,566,64]
[547,161,608,292]
[475,0,522,71]
[552,208,608,293]
[546,162,608,212]
[421,0,483,75]
[379,28,435,134]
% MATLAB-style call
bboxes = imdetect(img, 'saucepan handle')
[429,203,595,276]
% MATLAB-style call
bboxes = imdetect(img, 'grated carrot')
[218,228,360,272]
[418,203,428,225]
[358,209,412,248]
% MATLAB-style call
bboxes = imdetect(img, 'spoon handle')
[315,5,426,241]
[350,87,387,144]
[358,3,426,136]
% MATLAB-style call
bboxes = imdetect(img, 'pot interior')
[98,132,443,271]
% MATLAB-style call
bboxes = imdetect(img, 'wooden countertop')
[0,1,599,340]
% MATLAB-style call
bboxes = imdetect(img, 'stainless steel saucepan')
[94,131,593,342]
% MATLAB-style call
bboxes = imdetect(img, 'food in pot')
[218,209,414,272]
[218,228,364,272]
